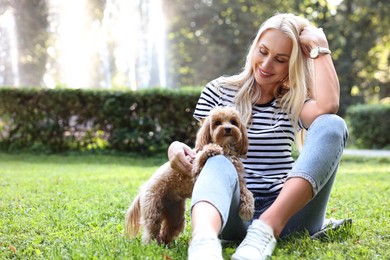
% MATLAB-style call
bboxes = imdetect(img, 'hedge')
[0,87,202,154]
[1,88,388,153]
[346,104,390,149]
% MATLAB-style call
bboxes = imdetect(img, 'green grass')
[0,153,389,259]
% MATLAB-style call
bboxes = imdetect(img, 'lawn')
[0,152,389,259]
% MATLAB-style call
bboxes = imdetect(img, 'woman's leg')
[189,154,245,259]
[281,166,338,236]
[260,178,313,237]
[233,114,348,259]
[263,114,348,236]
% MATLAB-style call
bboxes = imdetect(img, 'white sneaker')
[232,219,276,260]
[188,235,223,260]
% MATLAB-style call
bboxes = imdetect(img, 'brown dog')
[125,106,254,244]
[192,106,254,221]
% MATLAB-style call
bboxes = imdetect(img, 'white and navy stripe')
[194,78,297,197]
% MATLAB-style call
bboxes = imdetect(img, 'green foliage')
[164,0,297,87]
[324,0,390,114]
[164,0,390,115]
[0,87,201,154]
[0,153,389,259]
[3,0,389,116]
[346,104,390,149]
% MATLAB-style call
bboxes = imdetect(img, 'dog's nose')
[224,127,232,134]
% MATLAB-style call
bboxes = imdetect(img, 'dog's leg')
[231,158,255,221]
[160,199,186,244]
[142,220,162,244]
[141,195,164,244]
[142,216,163,244]
[238,174,255,221]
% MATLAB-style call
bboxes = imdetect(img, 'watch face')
[310,48,319,59]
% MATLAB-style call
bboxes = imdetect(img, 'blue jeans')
[190,114,348,240]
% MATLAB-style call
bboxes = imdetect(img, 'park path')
[343,149,390,158]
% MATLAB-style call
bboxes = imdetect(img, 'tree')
[328,0,390,113]
[0,0,388,110]
[164,0,390,114]
[163,0,296,87]
[13,0,48,87]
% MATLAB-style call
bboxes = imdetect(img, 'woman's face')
[252,29,292,92]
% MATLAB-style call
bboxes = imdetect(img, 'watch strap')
[318,47,331,55]
[310,46,331,59]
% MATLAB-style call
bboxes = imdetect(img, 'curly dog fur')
[125,106,254,244]
[192,106,254,221]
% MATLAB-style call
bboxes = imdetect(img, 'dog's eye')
[214,120,222,126]
[230,119,238,126]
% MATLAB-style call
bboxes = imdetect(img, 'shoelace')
[240,225,273,253]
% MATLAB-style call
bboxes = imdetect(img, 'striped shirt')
[194,78,297,197]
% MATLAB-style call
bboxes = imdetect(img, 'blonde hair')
[221,13,313,131]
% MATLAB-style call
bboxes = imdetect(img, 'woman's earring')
[280,75,289,87]
[284,79,289,87]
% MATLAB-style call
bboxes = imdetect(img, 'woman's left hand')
[299,26,329,57]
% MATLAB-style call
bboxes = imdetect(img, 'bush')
[0,87,202,154]
[346,104,390,149]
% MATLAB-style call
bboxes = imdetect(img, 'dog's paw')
[202,143,224,158]
[192,144,223,180]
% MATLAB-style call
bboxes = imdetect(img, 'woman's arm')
[299,26,340,128]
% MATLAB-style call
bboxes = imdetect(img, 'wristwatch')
[310,46,331,59]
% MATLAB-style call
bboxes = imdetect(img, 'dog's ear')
[236,121,249,157]
[195,116,212,151]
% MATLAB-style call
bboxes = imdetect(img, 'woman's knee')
[198,155,238,187]
[310,114,348,145]
[191,155,240,222]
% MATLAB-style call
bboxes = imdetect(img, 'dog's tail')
[125,194,141,238]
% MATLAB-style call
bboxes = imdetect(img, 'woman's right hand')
[168,141,196,173]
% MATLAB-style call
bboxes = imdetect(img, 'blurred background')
[0,0,389,115]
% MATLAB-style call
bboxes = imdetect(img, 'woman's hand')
[299,26,329,57]
[168,141,196,173]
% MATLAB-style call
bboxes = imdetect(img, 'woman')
[168,13,349,259]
